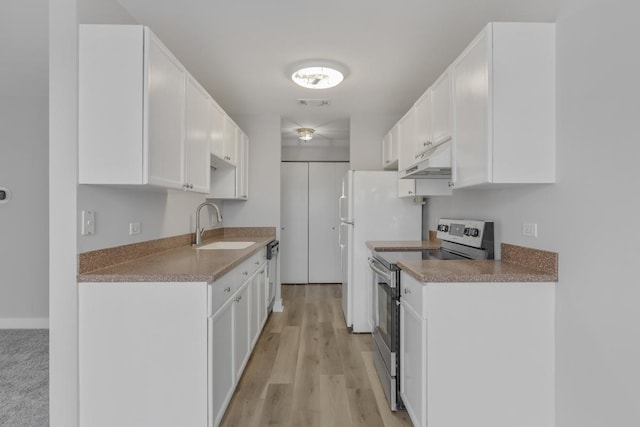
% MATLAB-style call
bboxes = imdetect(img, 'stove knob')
[469,228,480,237]
[463,227,470,236]
[438,224,449,232]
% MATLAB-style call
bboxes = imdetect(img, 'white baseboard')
[272,298,284,312]
[0,318,49,329]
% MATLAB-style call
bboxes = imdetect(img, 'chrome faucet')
[193,202,223,246]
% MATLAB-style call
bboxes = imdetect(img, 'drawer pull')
[224,287,231,293]
[255,261,260,265]
[404,288,411,295]
[243,271,248,276]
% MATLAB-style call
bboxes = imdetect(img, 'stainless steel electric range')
[369,218,494,411]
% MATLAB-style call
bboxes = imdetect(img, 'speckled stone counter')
[397,243,558,283]
[366,240,441,251]
[77,227,276,283]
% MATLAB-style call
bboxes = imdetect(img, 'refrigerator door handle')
[339,195,349,223]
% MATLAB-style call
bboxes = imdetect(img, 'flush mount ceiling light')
[297,128,315,141]
[289,60,347,90]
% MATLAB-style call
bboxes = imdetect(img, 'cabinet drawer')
[236,249,266,284]
[400,271,427,317]
[208,273,236,316]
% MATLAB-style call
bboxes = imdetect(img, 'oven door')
[368,257,400,409]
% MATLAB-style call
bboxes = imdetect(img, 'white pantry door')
[280,162,309,283]
[308,162,349,283]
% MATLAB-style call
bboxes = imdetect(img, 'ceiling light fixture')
[289,60,347,90]
[297,128,315,141]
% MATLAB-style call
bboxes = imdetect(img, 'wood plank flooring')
[220,284,413,427]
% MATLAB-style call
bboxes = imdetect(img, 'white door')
[280,162,309,283]
[308,162,349,283]
[400,300,427,427]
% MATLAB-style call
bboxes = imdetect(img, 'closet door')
[308,162,349,283]
[280,163,309,283]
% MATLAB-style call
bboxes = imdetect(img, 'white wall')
[282,140,349,162]
[222,114,281,232]
[50,0,79,425]
[349,113,399,170]
[0,96,49,327]
[426,1,640,424]
[0,1,48,328]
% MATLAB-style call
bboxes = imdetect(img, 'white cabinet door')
[184,76,212,193]
[257,266,268,329]
[452,28,491,189]
[280,163,309,283]
[146,30,186,190]
[398,175,416,198]
[413,90,431,162]
[210,103,225,159]
[400,299,427,427]
[237,131,249,200]
[429,67,452,146]
[222,115,238,166]
[397,109,415,171]
[234,282,250,380]
[382,131,397,170]
[249,270,260,348]
[208,298,234,427]
[452,23,556,189]
[308,162,349,283]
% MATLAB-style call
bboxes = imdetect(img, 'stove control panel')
[436,218,493,248]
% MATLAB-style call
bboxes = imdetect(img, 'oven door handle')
[368,257,392,283]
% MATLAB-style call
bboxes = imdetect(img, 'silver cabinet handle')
[243,271,248,276]
[404,288,411,295]
[448,181,454,188]
[255,261,260,265]
[224,287,231,293]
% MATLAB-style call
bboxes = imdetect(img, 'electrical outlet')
[81,210,95,236]
[129,222,141,235]
[522,222,538,238]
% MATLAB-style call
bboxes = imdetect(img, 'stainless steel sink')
[196,241,255,250]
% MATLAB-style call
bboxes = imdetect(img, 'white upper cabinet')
[412,89,431,163]
[79,25,210,193]
[397,109,416,172]
[208,125,249,200]
[210,103,225,160]
[451,22,556,189]
[184,76,212,193]
[382,131,398,170]
[429,67,452,147]
[222,115,238,167]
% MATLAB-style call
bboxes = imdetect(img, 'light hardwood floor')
[220,284,413,427]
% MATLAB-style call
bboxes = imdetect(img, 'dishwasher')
[266,240,279,312]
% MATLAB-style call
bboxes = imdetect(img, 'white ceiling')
[2,0,558,143]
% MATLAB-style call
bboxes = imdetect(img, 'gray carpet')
[0,330,48,427]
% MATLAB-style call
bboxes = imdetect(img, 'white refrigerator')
[338,171,421,332]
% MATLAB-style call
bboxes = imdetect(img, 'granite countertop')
[368,238,558,283]
[78,229,276,283]
[366,240,441,251]
[397,259,557,283]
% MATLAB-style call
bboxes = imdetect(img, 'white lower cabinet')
[209,297,234,426]
[233,281,251,380]
[399,271,555,427]
[399,298,427,426]
[79,248,269,427]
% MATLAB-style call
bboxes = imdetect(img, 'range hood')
[399,139,452,179]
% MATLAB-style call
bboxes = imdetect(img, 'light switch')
[82,210,95,236]
[522,222,537,238]
[129,222,141,235]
